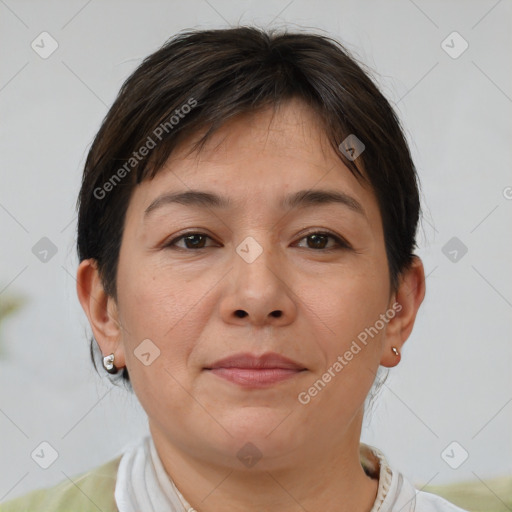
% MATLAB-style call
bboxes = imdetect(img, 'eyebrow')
[143,189,365,219]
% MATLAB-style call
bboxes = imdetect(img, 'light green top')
[0,455,122,512]
[1,452,511,512]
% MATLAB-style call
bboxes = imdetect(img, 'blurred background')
[1,1,511,510]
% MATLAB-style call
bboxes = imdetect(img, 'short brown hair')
[76,26,421,387]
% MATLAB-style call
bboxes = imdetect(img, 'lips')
[205,352,307,388]
[206,352,306,370]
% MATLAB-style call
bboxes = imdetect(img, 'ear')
[76,259,126,369]
[380,256,425,367]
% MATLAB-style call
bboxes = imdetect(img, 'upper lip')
[206,352,306,370]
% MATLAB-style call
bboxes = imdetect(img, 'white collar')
[114,435,418,512]
[114,435,194,511]
[360,443,417,512]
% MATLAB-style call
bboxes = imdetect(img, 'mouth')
[204,352,307,388]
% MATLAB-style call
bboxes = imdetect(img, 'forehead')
[126,99,379,224]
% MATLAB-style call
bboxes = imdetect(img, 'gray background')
[1,0,511,503]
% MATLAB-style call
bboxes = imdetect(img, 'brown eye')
[164,231,350,251]
[164,233,216,250]
[296,232,350,251]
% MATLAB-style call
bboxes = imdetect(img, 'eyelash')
[163,231,351,252]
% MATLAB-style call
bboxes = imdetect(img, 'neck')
[149,413,379,512]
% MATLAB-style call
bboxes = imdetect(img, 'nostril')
[233,310,282,318]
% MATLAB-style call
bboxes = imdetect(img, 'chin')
[219,408,302,453]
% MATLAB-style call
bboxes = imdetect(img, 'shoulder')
[0,455,122,512]
[421,475,512,512]
[415,489,470,511]
[360,443,470,512]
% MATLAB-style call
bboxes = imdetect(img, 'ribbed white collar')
[114,435,419,512]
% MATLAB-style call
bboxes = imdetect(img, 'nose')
[218,237,297,328]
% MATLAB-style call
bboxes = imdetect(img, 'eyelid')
[162,230,219,249]
[294,230,352,250]
[163,229,352,251]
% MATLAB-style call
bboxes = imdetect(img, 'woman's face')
[110,99,399,467]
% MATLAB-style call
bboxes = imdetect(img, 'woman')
[1,27,468,511]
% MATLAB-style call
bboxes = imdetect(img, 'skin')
[77,97,425,512]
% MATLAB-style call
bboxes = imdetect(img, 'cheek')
[118,258,201,336]
[311,266,389,404]
[306,264,390,352]
[115,262,201,412]
[115,256,224,387]
[300,281,387,419]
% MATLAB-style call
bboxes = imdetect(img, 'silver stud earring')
[103,353,118,374]
[391,346,400,358]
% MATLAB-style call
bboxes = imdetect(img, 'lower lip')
[207,368,303,387]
